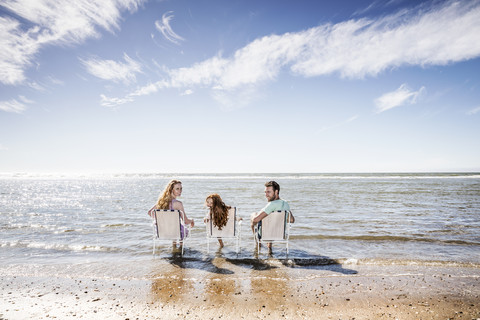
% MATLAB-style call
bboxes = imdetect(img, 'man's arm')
[289,211,295,223]
[251,211,268,225]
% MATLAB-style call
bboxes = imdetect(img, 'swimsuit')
[170,199,188,240]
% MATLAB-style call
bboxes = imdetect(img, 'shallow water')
[1,172,479,274]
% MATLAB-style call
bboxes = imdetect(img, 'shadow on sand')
[154,244,357,275]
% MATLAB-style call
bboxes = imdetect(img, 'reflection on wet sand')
[203,257,240,307]
[150,254,193,305]
[148,243,363,319]
[149,252,295,316]
[249,259,289,312]
[146,255,480,319]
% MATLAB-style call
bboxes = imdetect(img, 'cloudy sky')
[1,0,479,173]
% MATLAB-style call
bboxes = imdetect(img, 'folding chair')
[254,210,291,255]
[205,207,242,254]
[152,209,190,256]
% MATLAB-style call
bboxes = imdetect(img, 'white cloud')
[0,0,144,85]
[129,80,169,97]
[27,82,46,91]
[168,55,228,87]
[105,0,480,107]
[19,95,35,104]
[0,17,36,85]
[81,53,142,84]
[100,94,134,107]
[155,11,185,44]
[0,99,25,113]
[291,1,480,78]
[374,84,425,113]
[0,95,34,113]
[467,106,480,115]
[46,76,65,86]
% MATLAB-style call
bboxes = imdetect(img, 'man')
[251,181,295,249]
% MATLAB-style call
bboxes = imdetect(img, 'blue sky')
[1,0,479,173]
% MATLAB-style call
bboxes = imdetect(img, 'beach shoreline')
[1,259,479,319]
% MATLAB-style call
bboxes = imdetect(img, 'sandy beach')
[1,257,479,320]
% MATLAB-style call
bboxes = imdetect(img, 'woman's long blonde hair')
[156,180,182,209]
[206,194,230,230]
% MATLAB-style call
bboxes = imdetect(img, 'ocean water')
[1,172,480,274]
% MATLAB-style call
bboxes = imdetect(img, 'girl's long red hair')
[206,194,230,230]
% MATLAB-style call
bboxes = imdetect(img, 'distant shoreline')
[1,171,479,179]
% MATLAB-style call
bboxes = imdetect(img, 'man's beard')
[266,195,276,201]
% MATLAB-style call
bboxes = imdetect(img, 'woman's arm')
[173,201,195,227]
[147,205,156,217]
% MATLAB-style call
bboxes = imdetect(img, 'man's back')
[261,199,290,215]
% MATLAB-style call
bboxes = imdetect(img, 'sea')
[1,172,480,279]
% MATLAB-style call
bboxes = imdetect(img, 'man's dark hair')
[265,180,280,193]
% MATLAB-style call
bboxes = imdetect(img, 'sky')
[1,0,480,174]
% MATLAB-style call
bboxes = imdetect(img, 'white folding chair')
[152,209,190,256]
[254,210,291,256]
[205,207,242,254]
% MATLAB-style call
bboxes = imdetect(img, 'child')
[204,193,241,248]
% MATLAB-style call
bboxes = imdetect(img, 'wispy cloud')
[27,82,46,92]
[155,11,185,44]
[0,95,34,113]
[100,94,134,108]
[81,53,142,84]
[291,1,480,79]
[0,0,144,85]
[45,76,65,86]
[374,84,425,113]
[104,0,480,107]
[467,106,480,115]
[318,115,359,133]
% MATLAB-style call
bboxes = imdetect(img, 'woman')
[148,180,194,245]
[205,193,240,248]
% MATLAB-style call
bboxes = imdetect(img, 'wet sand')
[1,257,479,319]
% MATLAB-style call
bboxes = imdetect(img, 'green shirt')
[261,199,290,215]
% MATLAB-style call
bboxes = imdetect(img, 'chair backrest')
[154,209,182,240]
[208,207,237,238]
[260,210,289,241]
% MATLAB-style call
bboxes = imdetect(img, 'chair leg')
[180,228,185,256]
[238,230,241,254]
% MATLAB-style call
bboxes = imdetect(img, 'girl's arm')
[204,211,211,223]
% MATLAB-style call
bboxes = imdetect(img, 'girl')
[205,193,240,248]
